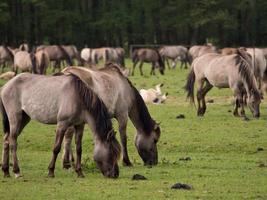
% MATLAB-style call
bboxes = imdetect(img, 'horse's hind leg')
[150,62,155,75]
[196,79,205,116]
[139,61,144,76]
[117,116,132,166]
[48,122,68,177]
[73,124,85,177]
[200,80,213,115]
[62,126,75,169]
[132,61,138,76]
[2,133,10,177]
[9,111,30,178]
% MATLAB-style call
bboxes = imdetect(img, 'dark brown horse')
[0,73,121,178]
[132,48,165,76]
[0,45,14,72]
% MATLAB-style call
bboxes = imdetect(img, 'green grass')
[0,60,267,200]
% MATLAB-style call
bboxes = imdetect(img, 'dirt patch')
[257,147,264,152]
[179,157,191,161]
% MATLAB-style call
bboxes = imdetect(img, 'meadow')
[0,60,266,200]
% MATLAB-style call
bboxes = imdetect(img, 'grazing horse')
[35,50,50,74]
[62,45,83,66]
[0,73,121,178]
[131,48,165,76]
[0,46,14,72]
[13,51,37,74]
[90,47,124,66]
[61,64,161,167]
[185,49,261,117]
[36,45,73,72]
[246,48,267,94]
[159,45,189,69]
[188,44,217,64]
[261,48,267,60]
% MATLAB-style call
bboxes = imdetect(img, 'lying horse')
[140,84,168,104]
[185,49,261,117]
[132,48,165,76]
[0,73,121,178]
[61,64,161,167]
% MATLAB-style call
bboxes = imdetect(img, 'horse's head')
[93,130,121,178]
[248,89,261,118]
[135,123,161,166]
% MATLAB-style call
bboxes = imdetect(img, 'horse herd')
[0,42,267,179]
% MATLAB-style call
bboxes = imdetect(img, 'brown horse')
[0,72,121,178]
[35,50,50,74]
[185,49,261,118]
[62,45,83,66]
[61,64,161,167]
[36,45,73,72]
[131,48,165,76]
[13,51,37,74]
[0,46,14,72]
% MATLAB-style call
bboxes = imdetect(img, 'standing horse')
[90,47,124,66]
[0,73,121,178]
[81,48,92,65]
[61,64,161,167]
[0,46,14,72]
[35,50,50,74]
[62,45,83,66]
[13,51,37,74]
[159,45,189,69]
[19,43,29,52]
[36,45,73,72]
[131,48,165,76]
[184,49,261,117]
[188,44,217,64]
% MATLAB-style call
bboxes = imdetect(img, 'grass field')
[0,59,266,200]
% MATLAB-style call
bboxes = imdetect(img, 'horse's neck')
[128,98,154,135]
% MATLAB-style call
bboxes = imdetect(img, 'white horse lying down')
[140,84,168,104]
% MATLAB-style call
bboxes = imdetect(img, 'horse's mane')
[235,50,260,98]
[127,79,156,135]
[72,74,121,160]
[58,45,73,66]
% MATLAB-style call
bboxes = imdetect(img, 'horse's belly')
[22,97,59,124]
[207,74,229,88]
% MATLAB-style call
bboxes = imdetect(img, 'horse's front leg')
[117,116,132,166]
[62,126,75,169]
[48,122,68,177]
[74,124,85,178]
[166,58,171,69]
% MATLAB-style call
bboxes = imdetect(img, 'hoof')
[47,172,55,178]
[14,173,22,179]
[122,160,133,167]
[77,173,85,178]
[63,163,72,170]
[3,173,10,178]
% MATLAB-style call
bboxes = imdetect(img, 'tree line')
[0,0,266,50]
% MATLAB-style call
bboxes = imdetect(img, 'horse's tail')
[132,49,138,62]
[105,49,109,63]
[39,51,46,74]
[156,50,165,70]
[59,45,73,66]
[30,53,38,74]
[184,68,196,104]
[0,92,10,134]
